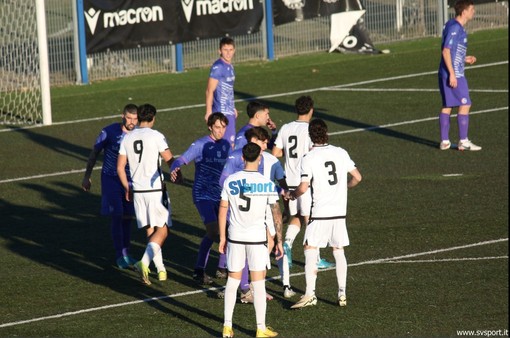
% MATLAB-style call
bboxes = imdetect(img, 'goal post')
[0,0,52,126]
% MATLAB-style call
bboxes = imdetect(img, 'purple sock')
[240,260,250,291]
[111,215,124,259]
[218,252,227,270]
[195,236,213,270]
[439,113,450,141]
[121,218,132,257]
[457,114,469,140]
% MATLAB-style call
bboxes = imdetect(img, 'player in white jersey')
[272,96,334,297]
[219,143,283,338]
[287,118,362,310]
[117,104,175,285]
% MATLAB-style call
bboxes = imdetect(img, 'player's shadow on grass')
[234,93,438,148]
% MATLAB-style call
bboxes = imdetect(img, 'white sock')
[285,223,300,247]
[304,248,318,296]
[277,254,290,287]
[333,248,347,296]
[151,243,165,272]
[224,277,240,327]
[142,241,160,267]
[252,280,267,330]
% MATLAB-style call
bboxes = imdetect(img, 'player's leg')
[438,75,453,149]
[223,242,245,336]
[331,218,350,306]
[193,201,218,284]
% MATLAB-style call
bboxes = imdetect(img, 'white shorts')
[289,189,311,216]
[227,242,270,273]
[303,218,349,248]
[266,205,275,237]
[133,191,172,229]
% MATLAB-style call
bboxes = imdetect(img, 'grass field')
[0,28,508,337]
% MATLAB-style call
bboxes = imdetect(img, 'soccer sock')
[458,114,469,141]
[195,236,213,270]
[252,279,267,330]
[151,243,166,273]
[141,241,161,267]
[223,277,240,327]
[110,215,124,259]
[304,248,318,296]
[285,223,300,247]
[240,260,250,292]
[277,254,290,286]
[218,252,227,270]
[333,248,347,296]
[439,112,450,141]
[121,218,132,257]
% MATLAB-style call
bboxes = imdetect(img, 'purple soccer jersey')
[210,58,236,144]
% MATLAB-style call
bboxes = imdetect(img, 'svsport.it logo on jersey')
[181,0,255,23]
[85,6,164,35]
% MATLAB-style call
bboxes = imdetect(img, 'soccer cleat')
[193,270,213,285]
[458,139,481,151]
[439,140,451,150]
[317,258,335,269]
[283,242,292,269]
[222,326,234,338]
[256,326,278,337]
[124,255,138,267]
[290,294,317,309]
[338,295,347,307]
[116,256,129,269]
[158,270,167,281]
[215,269,228,279]
[240,289,254,304]
[134,261,151,285]
[283,286,296,298]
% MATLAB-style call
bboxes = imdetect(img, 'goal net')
[0,1,51,126]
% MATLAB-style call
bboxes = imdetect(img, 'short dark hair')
[242,143,261,162]
[454,0,474,16]
[208,112,229,127]
[309,118,328,144]
[220,37,235,48]
[244,126,269,142]
[295,96,314,116]
[246,101,268,118]
[123,103,138,115]
[137,104,157,122]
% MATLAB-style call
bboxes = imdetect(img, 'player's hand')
[465,55,476,65]
[170,168,183,183]
[266,117,277,131]
[204,112,211,122]
[219,238,226,254]
[274,242,284,260]
[82,178,91,191]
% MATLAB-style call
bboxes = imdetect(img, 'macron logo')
[85,8,101,34]
[181,0,194,23]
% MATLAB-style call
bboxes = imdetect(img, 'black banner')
[84,0,263,53]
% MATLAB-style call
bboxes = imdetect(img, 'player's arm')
[218,199,229,254]
[82,147,101,191]
[288,180,309,200]
[205,77,219,122]
[272,146,283,158]
[270,202,284,260]
[348,168,362,188]
[442,47,457,88]
[116,154,130,201]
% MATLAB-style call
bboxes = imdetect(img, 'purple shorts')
[195,200,220,225]
[438,75,471,108]
[100,174,135,216]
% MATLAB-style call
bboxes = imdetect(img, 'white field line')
[0,105,507,185]
[0,237,507,329]
[0,61,507,133]
[326,88,508,93]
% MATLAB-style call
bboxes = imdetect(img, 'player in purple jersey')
[205,37,237,148]
[438,0,480,151]
[82,104,138,269]
[233,101,278,151]
[170,113,231,285]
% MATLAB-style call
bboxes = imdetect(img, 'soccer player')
[170,113,231,285]
[82,103,138,269]
[219,127,289,302]
[272,96,334,276]
[233,101,278,151]
[117,104,174,285]
[288,118,362,309]
[438,0,481,151]
[205,37,237,147]
[219,142,283,338]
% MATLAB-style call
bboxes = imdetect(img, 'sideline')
[0,238,506,328]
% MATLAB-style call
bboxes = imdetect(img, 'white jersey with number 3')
[300,144,356,218]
